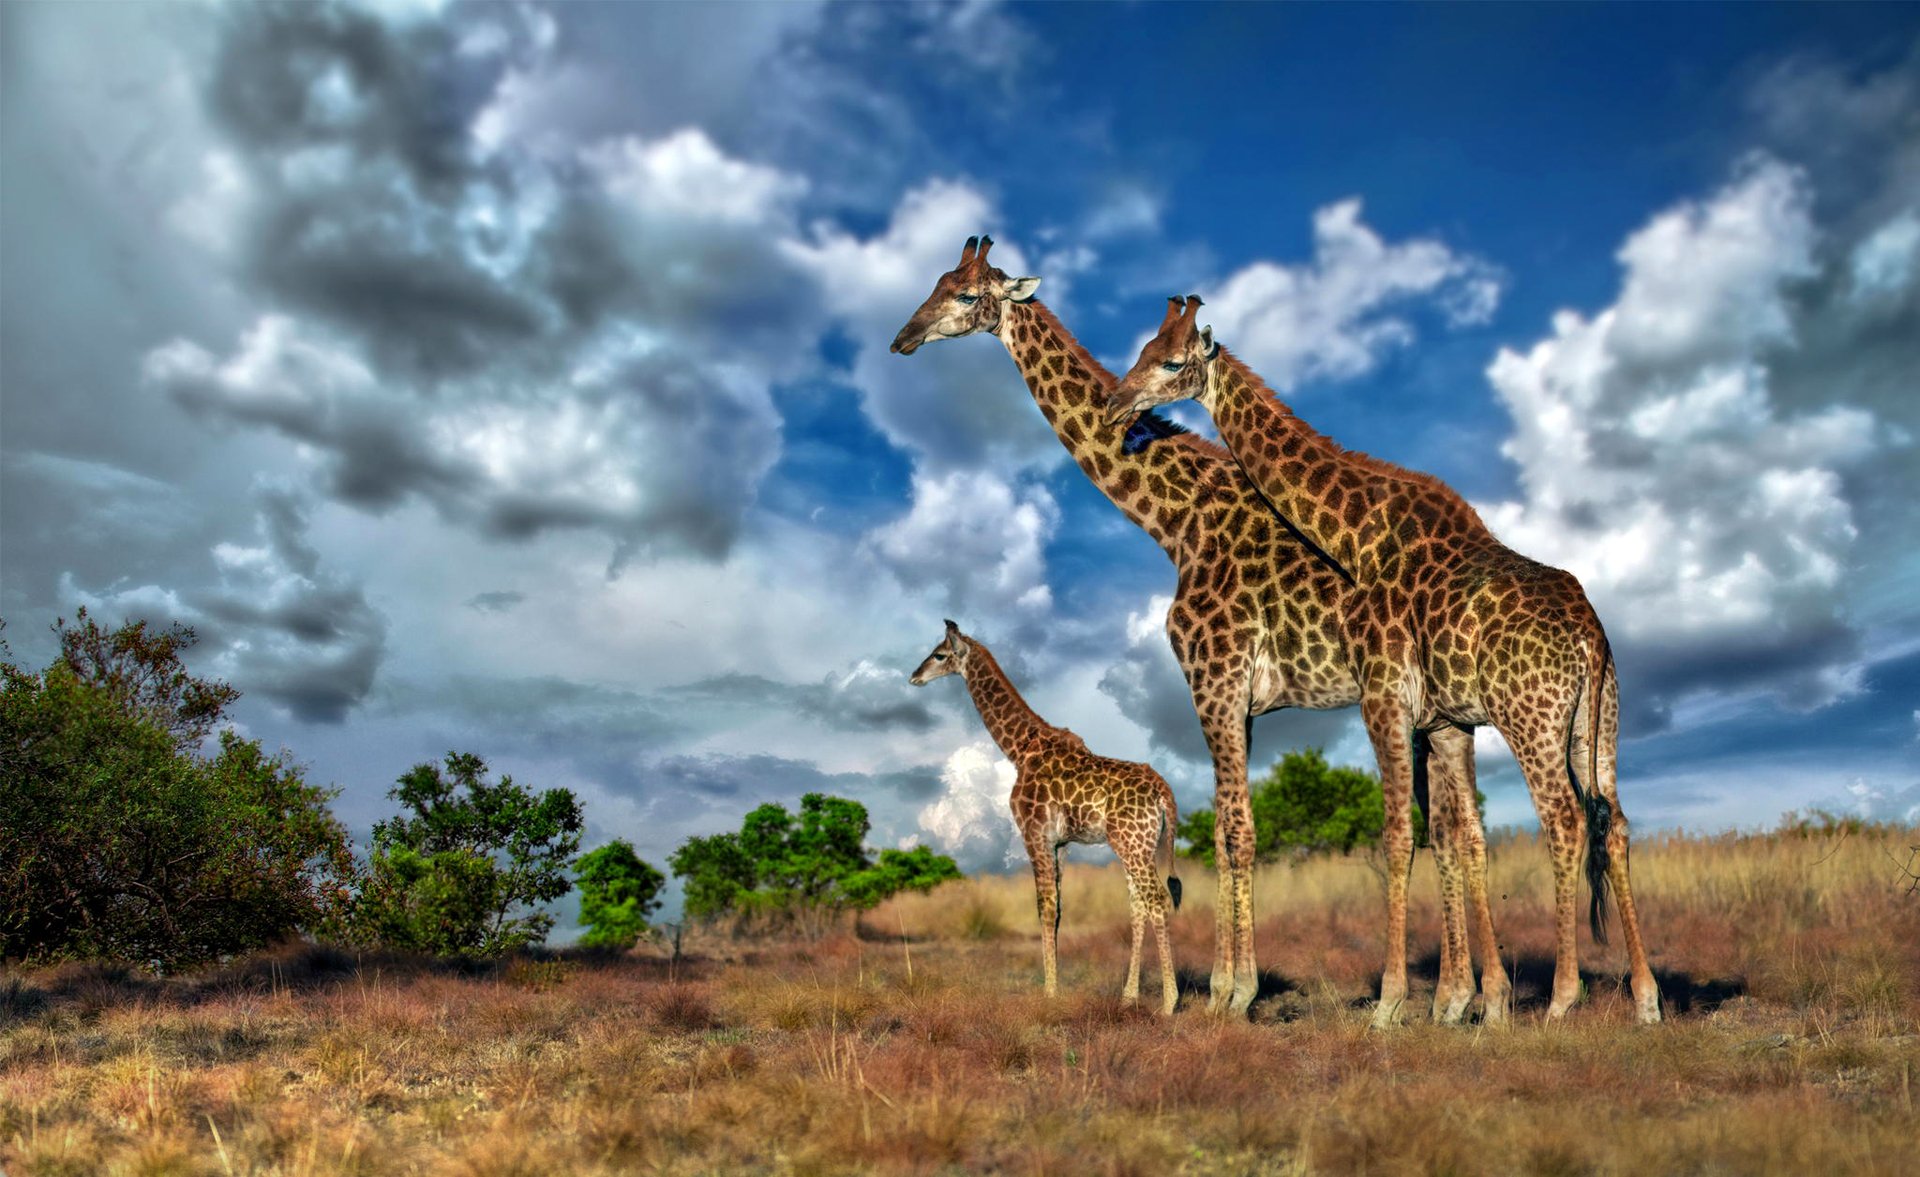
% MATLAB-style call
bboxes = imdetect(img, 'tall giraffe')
[911,620,1182,1013]
[891,238,1509,1023]
[1108,297,1661,1025]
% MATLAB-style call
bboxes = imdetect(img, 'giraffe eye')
[1161,361,1184,373]
[955,294,978,306]
[934,651,948,660]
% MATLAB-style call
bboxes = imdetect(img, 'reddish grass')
[4,828,1919,1174]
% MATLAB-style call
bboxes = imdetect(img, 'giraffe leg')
[1027,834,1062,998]
[1196,703,1253,1017]
[1421,732,1473,1025]
[1362,693,1418,1029]
[1154,882,1178,1016]
[1575,671,1661,1024]
[1503,713,1585,1020]
[1431,726,1507,1024]
[1122,864,1146,1005]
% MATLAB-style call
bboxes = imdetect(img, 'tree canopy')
[350,752,583,955]
[574,840,666,950]
[0,615,353,970]
[669,793,961,933]
[1178,747,1485,866]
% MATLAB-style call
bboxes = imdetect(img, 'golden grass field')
[4,826,1919,1175]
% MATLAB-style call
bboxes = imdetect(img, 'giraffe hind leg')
[1575,670,1661,1023]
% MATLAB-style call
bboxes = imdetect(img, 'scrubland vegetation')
[5,821,1918,1175]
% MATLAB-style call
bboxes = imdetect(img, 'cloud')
[1199,198,1504,390]
[793,180,1069,474]
[145,5,825,569]
[463,590,524,613]
[62,486,388,723]
[148,315,785,567]
[916,742,1023,871]
[1479,157,1889,723]
[865,467,1058,628]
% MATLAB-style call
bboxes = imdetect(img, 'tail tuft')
[1167,876,1183,912]
[1585,790,1613,945]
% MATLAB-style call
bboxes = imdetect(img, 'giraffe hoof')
[1638,994,1663,1025]
[1433,995,1471,1026]
[1370,997,1406,1030]
[1481,992,1512,1027]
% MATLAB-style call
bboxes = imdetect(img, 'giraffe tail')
[1157,783,1182,911]
[1583,638,1614,946]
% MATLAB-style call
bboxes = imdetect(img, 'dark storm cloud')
[65,484,388,724]
[642,752,939,807]
[683,669,937,734]
[463,590,525,613]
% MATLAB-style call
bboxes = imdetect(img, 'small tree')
[353,752,582,955]
[574,840,666,950]
[670,793,963,933]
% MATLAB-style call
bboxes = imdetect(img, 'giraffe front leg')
[1196,706,1252,1017]
[1362,694,1417,1029]
[1028,835,1062,998]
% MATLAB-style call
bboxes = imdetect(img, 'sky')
[3,1,1917,916]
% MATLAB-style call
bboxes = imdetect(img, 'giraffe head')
[908,619,974,685]
[1104,295,1216,425]
[889,236,1042,355]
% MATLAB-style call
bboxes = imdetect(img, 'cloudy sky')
[4,2,1917,911]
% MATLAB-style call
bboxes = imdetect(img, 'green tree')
[1178,748,1485,865]
[669,793,963,932]
[0,616,353,970]
[353,752,583,955]
[574,840,666,950]
[668,832,757,921]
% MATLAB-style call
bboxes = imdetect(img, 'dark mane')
[1122,411,1190,454]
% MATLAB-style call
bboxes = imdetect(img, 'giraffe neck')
[1208,349,1371,578]
[958,641,1050,763]
[996,299,1199,548]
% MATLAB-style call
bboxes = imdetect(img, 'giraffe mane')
[1021,298,1235,465]
[1214,344,1490,529]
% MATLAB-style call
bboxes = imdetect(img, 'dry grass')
[4,828,1918,1175]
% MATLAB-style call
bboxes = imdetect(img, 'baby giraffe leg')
[1027,834,1062,997]
[1154,893,1177,1015]
[1123,867,1146,1005]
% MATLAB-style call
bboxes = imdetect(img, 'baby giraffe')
[910,620,1182,1014]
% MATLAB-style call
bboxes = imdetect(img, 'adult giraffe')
[891,238,1509,1022]
[1108,296,1660,1025]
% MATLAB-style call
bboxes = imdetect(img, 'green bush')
[0,613,353,971]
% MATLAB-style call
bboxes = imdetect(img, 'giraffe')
[891,238,1510,1024]
[910,620,1182,1013]
[1107,296,1662,1025]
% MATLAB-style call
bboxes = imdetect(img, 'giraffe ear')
[1003,276,1041,302]
[1198,325,1218,358]
[944,618,960,636]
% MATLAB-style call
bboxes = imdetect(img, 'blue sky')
[3,1,1916,908]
